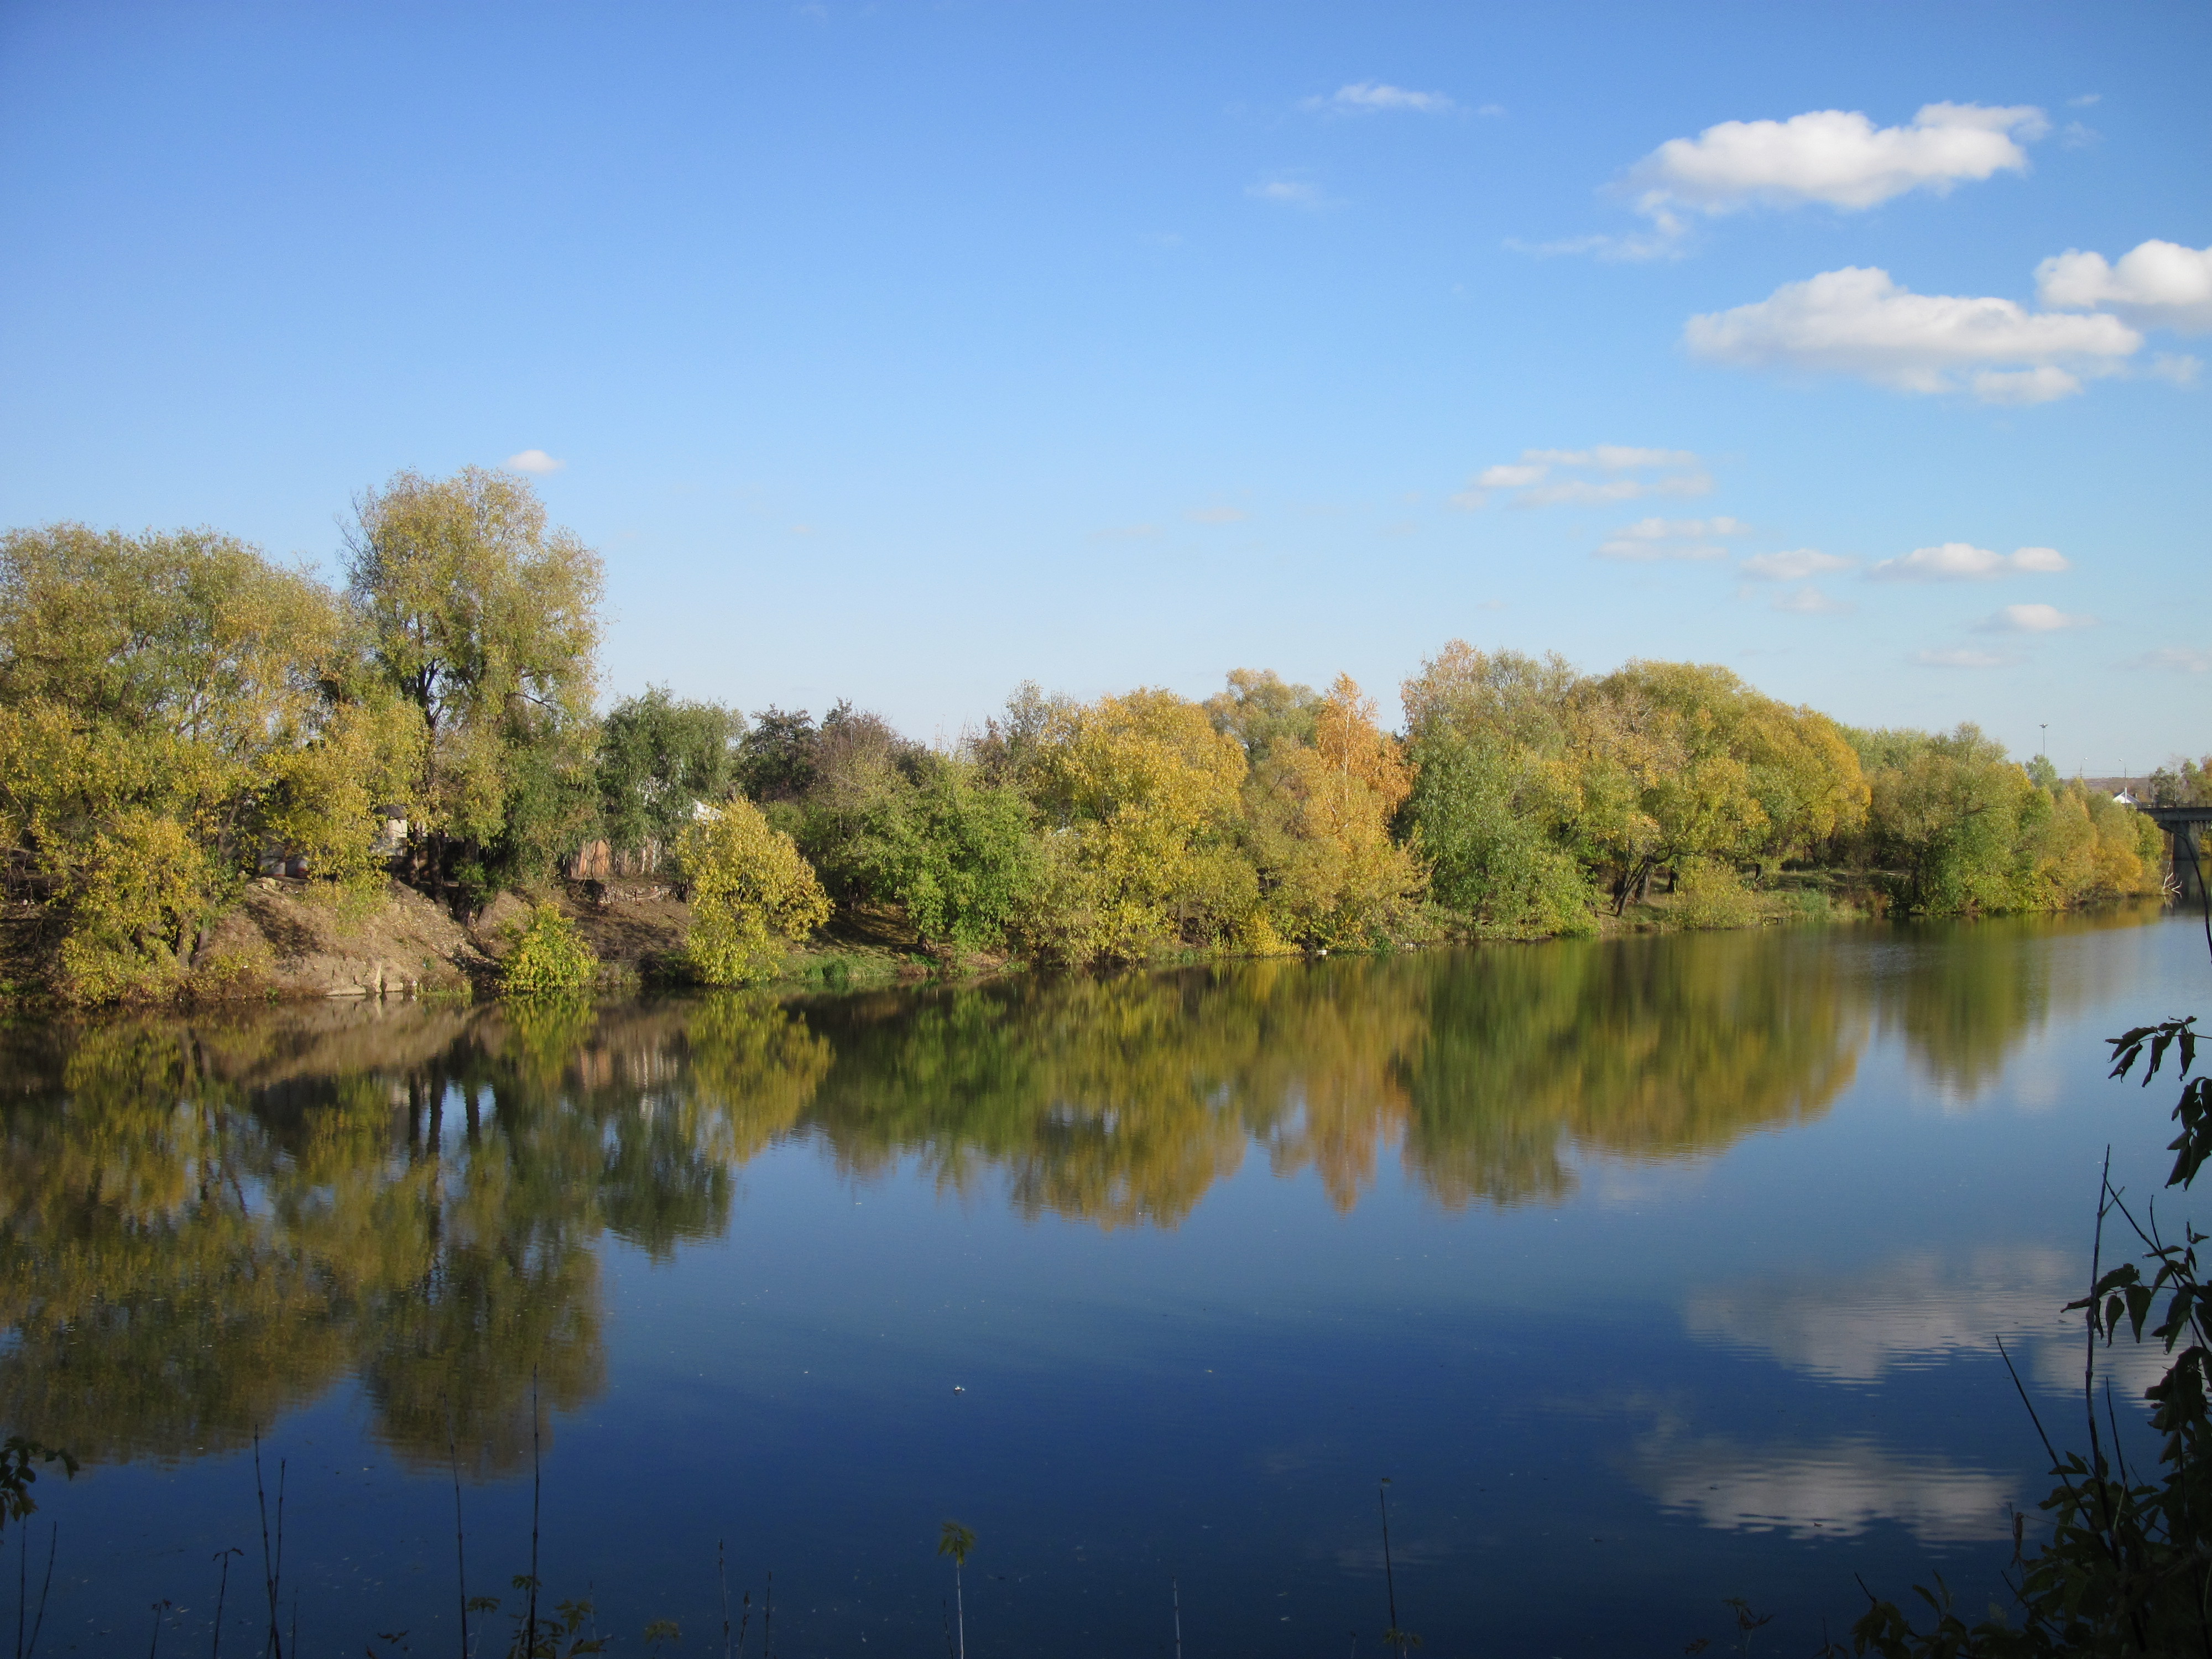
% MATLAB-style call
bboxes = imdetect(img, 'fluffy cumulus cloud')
[2037,239,2212,334]
[1684,267,2141,402]
[1626,103,2046,225]
[1303,81,1454,115]
[1454,446,1709,508]
[505,448,565,474]
[1740,547,1857,581]
[1868,542,2069,581]
[1976,602,2096,633]
[1594,515,1749,561]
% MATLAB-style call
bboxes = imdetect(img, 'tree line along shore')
[0,466,2196,1005]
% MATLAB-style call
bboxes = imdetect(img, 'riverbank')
[0,863,1953,1010]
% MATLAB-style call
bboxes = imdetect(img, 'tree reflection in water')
[0,915,2137,1473]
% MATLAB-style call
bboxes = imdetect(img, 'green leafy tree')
[735,706,821,802]
[857,759,1045,953]
[1400,644,1592,937]
[1860,724,2031,914]
[346,467,603,906]
[2147,757,2211,807]
[594,687,743,863]
[1204,668,1322,765]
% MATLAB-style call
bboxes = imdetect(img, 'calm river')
[4,905,2208,1655]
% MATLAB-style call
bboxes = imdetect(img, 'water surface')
[4,906,2205,1655]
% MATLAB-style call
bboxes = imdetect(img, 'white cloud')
[2036,239,2212,333]
[1868,542,2070,581]
[1685,1248,2168,1401]
[505,449,565,474]
[1626,102,2047,221]
[1528,445,1699,469]
[1594,515,1749,561]
[2068,93,2101,107]
[1506,229,1686,263]
[1685,267,2141,401]
[1475,103,1505,119]
[2133,647,2212,674]
[1740,548,1857,581]
[1246,178,1334,210]
[1303,81,1454,115]
[1186,506,1248,524]
[1637,1431,2017,1542]
[1473,463,1547,489]
[1455,446,1710,508]
[1771,586,1852,614]
[1978,602,2096,633]
[1523,476,1713,505]
[2059,121,2100,150]
[1913,646,2010,669]
[1971,365,2090,405]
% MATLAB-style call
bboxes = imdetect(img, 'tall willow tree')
[346,468,604,906]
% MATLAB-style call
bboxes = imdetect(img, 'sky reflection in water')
[2,904,2204,1655]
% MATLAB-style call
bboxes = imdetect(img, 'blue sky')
[2,2,2205,771]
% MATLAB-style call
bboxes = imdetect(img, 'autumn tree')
[1860,724,2031,914]
[1578,662,1768,910]
[677,797,832,984]
[1024,687,1253,963]
[1736,701,1869,872]
[1204,669,1322,766]
[346,467,603,905]
[1259,674,1423,947]
[0,524,403,1000]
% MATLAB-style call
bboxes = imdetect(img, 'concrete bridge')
[2143,805,2212,902]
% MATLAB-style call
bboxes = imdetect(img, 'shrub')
[1669,858,1761,930]
[499,904,599,995]
[679,799,832,985]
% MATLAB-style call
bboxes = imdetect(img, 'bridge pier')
[2176,820,2206,904]
[2144,806,2212,905]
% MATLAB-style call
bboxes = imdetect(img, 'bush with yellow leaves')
[677,799,832,985]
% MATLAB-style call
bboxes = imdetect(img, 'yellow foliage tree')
[678,798,832,984]
[0,524,395,1000]
[1027,687,1253,963]
[1264,674,1425,947]
[1577,661,1771,909]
